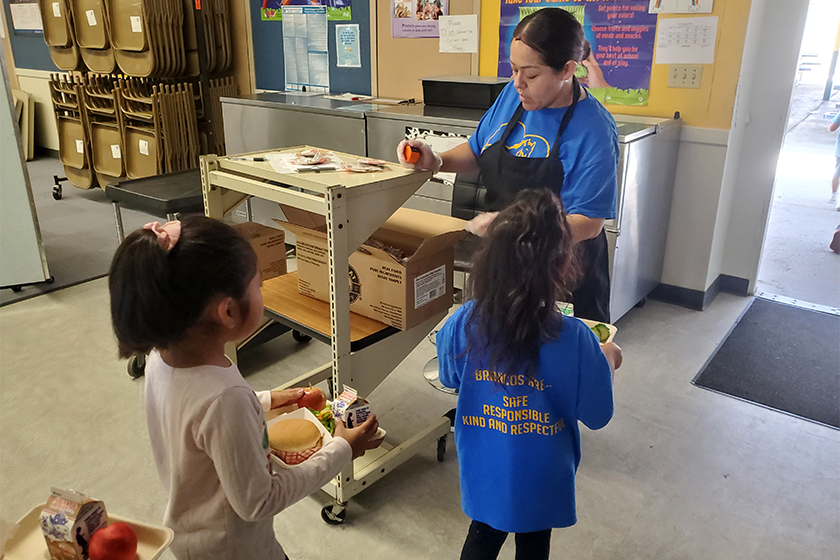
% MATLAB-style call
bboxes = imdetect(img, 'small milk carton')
[40,488,108,560]
[332,385,371,429]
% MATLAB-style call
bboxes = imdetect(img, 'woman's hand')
[269,388,304,409]
[334,416,383,459]
[397,140,443,172]
[600,342,623,372]
[581,53,610,89]
[465,212,499,237]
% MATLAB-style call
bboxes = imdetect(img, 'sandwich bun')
[269,419,324,464]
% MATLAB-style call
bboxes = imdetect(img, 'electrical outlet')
[668,65,703,88]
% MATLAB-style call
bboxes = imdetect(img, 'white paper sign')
[282,6,329,93]
[130,15,142,33]
[52,2,60,17]
[648,0,713,14]
[414,264,446,309]
[110,144,121,159]
[139,139,149,156]
[655,16,718,64]
[439,15,478,54]
[75,139,84,154]
[336,24,361,68]
[9,3,43,31]
[85,9,96,26]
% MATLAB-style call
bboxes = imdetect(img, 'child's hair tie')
[143,221,182,252]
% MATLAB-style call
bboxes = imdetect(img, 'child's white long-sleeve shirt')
[144,350,351,560]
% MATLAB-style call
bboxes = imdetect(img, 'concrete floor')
[1,274,838,559]
[756,84,840,308]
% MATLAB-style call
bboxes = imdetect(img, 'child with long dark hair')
[109,216,382,560]
[437,189,622,560]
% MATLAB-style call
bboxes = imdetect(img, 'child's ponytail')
[109,216,257,358]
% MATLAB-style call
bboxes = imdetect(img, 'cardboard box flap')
[410,230,467,262]
[382,207,466,240]
[381,208,466,263]
[279,204,327,232]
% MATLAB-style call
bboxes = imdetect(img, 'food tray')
[579,318,618,343]
[3,504,174,560]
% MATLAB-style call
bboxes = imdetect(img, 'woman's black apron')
[476,78,611,322]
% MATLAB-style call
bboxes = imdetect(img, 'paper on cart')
[0,516,20,557]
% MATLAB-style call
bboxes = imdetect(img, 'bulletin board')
[2,0,53,71]
[251,0,372,94]
[375,0,479,101]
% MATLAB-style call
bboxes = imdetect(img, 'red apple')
[297,387,326,411]
[89,522,138,560]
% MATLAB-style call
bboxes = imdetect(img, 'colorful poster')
[262,0,351,22]
[497,0,657,106]
[392,0,449,39]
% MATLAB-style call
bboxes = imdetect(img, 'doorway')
[755,0,840,311]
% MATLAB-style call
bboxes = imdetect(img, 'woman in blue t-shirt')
[437,189,622,560]
[398,8,618,323]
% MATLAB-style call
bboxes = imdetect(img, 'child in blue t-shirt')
[437,189,623,560]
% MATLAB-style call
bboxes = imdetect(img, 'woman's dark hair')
[512,8,586,72]
[108,216,257,358]
[466,189,580,380]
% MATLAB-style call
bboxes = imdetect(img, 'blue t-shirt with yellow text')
[437,301,614,533]
[468,81,618,219]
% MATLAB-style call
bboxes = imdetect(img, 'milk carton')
[332,386,371,429]
[39,488,108,560]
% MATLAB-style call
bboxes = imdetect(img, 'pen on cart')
[230,156,267,162]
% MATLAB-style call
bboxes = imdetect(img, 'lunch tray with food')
[3,504,173,560]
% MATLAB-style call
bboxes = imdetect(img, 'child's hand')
[269,388,305,409]
[600,342,623,372]
[334,415,383,459]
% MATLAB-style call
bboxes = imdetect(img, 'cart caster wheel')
[436,435,447,462]
[52,187,62,200]
[45,276,55,284]
[292,330,312,343]
[444,408,456,428]
[10,286,22,292]
[127,354,146,379]
[634,297,647,309]
[321,504,347,525]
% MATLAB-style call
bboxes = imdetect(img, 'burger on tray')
[266,408,333,466]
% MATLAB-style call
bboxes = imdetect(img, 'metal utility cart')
[200,147,452,524]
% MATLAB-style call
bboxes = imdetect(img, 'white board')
[0,52,50,288]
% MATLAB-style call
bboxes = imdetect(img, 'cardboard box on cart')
[232,222,287,280]
[276,206,466,330]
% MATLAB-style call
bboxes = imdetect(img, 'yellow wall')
[478,0,752,129]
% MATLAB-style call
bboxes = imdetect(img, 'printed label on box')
[139,139,149,155]
[52,2,60,17]
[110,144,121,159]
[85,9,96,26]
[75,139,83,154]
[130,15,142,33]
[414,264,445,309]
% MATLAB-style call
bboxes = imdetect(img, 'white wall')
[659,127,729,292]
[721,0,810,288]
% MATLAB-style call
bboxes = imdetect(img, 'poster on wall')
[497,0,657,106]
[392,0,449,39]
[9,0,43,33]
[262,0,351,22]
[283,6,330,93]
